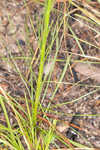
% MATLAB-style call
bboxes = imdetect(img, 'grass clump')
[0,0,100,150]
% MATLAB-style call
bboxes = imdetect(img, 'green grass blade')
[34,0,54,126]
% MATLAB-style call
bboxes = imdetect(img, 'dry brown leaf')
[74,63,100,83]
